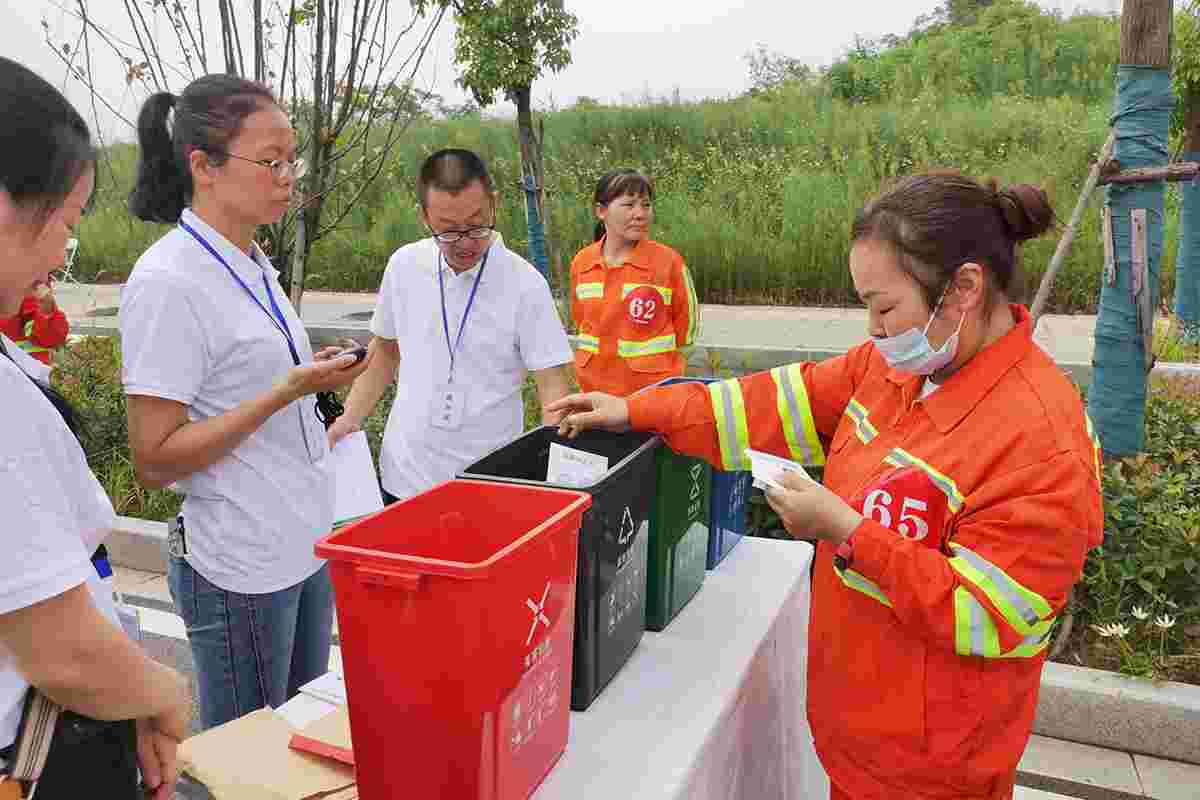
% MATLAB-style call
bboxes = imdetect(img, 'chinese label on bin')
[547,443,608,487]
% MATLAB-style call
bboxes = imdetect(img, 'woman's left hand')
[764,471,864,545]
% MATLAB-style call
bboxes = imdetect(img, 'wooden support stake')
[1130,208,1154,367]
[1102,206,1116,287]
[1030,132,1116,329]
[1097,161,1200,185]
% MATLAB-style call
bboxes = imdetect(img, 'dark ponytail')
[129,75,276,224]
[128,92,188,223]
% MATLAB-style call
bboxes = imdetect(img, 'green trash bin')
[644,378,713,631]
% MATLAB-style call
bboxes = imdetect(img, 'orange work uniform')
[0,296,69,366]
[570,238,699,397]
[626,305,1104,799]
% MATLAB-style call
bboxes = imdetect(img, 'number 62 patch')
[625,285,662,326]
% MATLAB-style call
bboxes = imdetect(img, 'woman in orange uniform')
[549,172,1104,800]
[569,169,699,396]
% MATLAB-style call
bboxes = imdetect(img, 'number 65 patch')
[851,465,950,551]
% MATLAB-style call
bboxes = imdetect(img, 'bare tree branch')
[126,0,169,89]
[40,28,134,128]
[217,0,236,73]
[194,0,208,72]
[227,0,248,76]
[159,1,199,80]
[254,0,265,81]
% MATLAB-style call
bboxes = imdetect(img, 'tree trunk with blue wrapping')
[513,85,550,282]
[1174,91,1200,344]
[1089,0,1174,459]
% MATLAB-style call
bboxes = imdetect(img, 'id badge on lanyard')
[432,251,487,430]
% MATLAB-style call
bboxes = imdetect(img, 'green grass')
[71,87,1187,315]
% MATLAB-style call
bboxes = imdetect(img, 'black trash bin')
[460,426,660,711]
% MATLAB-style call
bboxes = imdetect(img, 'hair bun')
[994,183,1054,243]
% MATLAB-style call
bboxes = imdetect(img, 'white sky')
[4,0,1122,142]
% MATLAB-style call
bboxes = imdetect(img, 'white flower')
[1091,622,1130,638]
[1154,615,1176,630]
[1132,606,1150,621]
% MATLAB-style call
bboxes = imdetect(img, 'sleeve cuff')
[845,518,896,583]
[627,392,668,431]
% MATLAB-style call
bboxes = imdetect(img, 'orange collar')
[582,237,654,274]
[886,304,1034,434]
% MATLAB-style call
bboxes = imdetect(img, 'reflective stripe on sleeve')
[954,587,1052,659]
[576,334,600,353]
[770,364,825,466]
[948,543,1055,637]
[708,379,751,471]
[835,565,893,608]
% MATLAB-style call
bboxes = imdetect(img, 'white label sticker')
[547,442,608,487]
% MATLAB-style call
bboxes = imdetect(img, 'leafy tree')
[744,43,812,95]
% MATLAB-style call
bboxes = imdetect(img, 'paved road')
[55,282,1101,366]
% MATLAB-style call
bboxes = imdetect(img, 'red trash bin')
[315,479,591,800]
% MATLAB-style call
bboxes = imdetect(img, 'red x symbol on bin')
[525,583,551,646]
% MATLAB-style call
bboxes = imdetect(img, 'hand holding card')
[745,448,818,492]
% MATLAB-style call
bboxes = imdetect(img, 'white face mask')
[872,286,965,376]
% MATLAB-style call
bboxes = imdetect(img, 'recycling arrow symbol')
[617,506,635,545]
[689,463,703,500]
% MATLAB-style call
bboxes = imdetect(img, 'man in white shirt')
[328,149,574,502]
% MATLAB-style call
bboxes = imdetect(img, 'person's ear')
[595,202,608,224]
[188,148,216,190]
[947,262,986,315]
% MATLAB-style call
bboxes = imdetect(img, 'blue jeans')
[167,558,334,730]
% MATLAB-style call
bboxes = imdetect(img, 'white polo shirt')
[371,237,572,500]
[120,209,332,595]
[0,338,118,754]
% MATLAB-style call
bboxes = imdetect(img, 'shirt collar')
[582,237,653,273]
[890,304,1034,434]
[180,208,277,283]
[430,236,496,286]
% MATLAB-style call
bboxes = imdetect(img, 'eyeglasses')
[428,224,495,244]
[207,149,308,182]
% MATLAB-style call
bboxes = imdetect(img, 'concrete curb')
[109,515,169,574]
[1033,662,1200,766]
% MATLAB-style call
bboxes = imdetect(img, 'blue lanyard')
[437,250,488,382]
[180,221,302,366]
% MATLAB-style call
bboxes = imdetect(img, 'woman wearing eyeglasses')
[120,75,370,730]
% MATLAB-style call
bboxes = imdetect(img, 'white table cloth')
[277,537,829,800]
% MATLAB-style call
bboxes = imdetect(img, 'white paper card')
[547,442,608,488]
[297,669,347,706]
[745,447,817,492]
[430,382,466,430]
[326,431,385,526]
